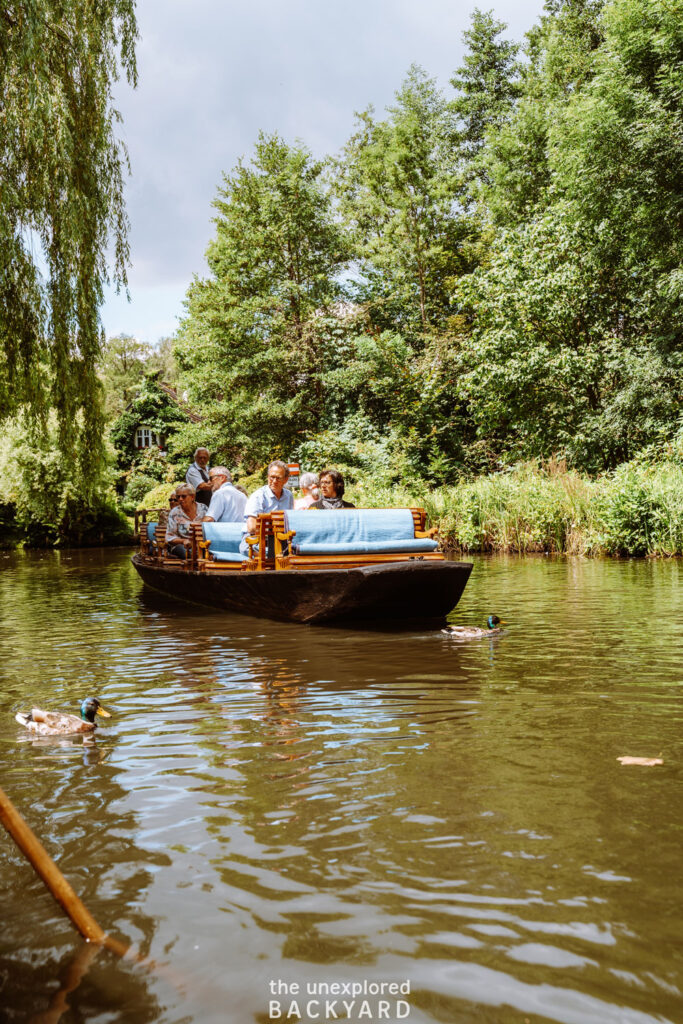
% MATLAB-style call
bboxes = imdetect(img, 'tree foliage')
[0,414,131,546]
[108,373,189,470]
[337,66,469,340]
[460,0,683,470]
[175,133,348,465]
[167,0,682,487]
[450,8,521,165]
[0,0,137,482]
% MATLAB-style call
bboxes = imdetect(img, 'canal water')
[0,549,681,1024]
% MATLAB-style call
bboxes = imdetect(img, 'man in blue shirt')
[204,467,247,523]
[240,460,294,556]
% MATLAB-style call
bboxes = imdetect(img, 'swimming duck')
[15,697,111,736]
[441,615,506,639]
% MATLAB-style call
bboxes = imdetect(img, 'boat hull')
[131,555,472,625]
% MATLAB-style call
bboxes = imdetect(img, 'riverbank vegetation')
[2,0,681,554]
[345,457,683,557]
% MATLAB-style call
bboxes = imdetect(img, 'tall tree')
[0,0,137,479]
[481,0,605,224]
[337,66,468,341]
[174,133,347,464]
[99,334,153,418]
[458,0,683,470]
[451,9,521,164]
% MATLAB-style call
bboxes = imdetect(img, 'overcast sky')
[101,0,545,345]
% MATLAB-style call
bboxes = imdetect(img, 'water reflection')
[0,549,681,1023]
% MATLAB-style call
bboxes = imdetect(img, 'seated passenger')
[204,467,248,523]
[294,472,319,510]
[240,460,294,556]
[309,469,355,509]
[166,484,210,559]
[157,490,179,527]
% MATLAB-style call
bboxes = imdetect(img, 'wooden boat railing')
[137,508,441,573]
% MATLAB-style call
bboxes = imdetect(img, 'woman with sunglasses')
[165,484,210,558]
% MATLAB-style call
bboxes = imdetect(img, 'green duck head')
[487,615,503,629]
[80,698,111,723]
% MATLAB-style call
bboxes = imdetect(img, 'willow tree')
[0,0,137,479]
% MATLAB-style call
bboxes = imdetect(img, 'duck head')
[80,698,111,723]
[487,615,503,629]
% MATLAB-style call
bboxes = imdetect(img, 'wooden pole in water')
[0,783,126,951]
[0,783,213,1008]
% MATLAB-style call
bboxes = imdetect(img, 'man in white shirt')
[204,467,247,523]
[185,447,213,508]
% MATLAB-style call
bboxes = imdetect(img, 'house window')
[135,426,160,448]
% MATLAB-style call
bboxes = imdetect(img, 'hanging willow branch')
[0,0,138,483]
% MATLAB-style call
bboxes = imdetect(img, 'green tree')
[454,0,683,472]
[458,212,680,469]
[0,0,137,480]
[481,0,605,225]
[451,8,521,167]
[337,66,469,341]
[174,133,347,465]
[99,333,154,418]
[109,372,189,471]
[0,415,131,546]
[147,336,177,384]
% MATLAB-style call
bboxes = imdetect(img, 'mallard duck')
[15,697,111,736]
[441,615,506,639]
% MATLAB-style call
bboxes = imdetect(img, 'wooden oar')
[0,784,128,956]
[1,784,222,1012]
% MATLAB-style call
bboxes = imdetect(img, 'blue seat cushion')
[202,522,245,556]
[291,538,438,555]
[210,550,248,562]
[282,509,437,556]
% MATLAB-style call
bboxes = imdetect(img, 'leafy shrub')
[135,482,178,512]
[124,474,159,506]
[347,460,683,557]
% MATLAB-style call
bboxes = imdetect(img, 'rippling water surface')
[0,549,681,1023]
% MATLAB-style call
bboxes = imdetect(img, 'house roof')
[157,381,202,423]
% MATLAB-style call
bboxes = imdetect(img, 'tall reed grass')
[347,461,683,557]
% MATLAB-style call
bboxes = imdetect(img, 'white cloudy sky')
[102,0,545,344]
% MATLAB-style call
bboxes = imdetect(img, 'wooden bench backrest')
[271,507,432,564]
[249,514,275,570]
[138,507,167,555]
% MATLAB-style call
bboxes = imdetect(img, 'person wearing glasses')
[157,490,179,527]
[310,469,355,509]
[240,460,294,556]
[165,483,210,558]
[203,467,248,523]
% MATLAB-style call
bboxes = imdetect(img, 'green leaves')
[337,66,469,340]
[0,0,137,480]
[171,0,681,487]
[175,134,347,465]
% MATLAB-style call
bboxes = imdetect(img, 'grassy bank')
[346,462,683,557]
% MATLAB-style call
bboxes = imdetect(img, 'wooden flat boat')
[132,507,472,626]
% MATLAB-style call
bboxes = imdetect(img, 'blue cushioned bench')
[147,521,159,550]
[198,522,249,568]
[144,520,167,558]
[271,508,442,570]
